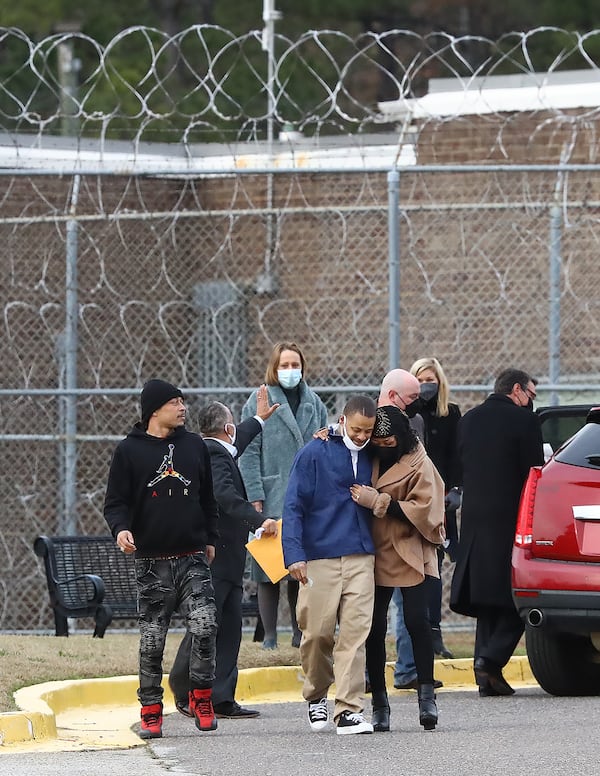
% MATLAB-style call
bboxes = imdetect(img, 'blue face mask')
[278,368,302,389]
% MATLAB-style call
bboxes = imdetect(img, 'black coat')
[450,394,544,616]
[206,417,267,584]
[419,398,462,489]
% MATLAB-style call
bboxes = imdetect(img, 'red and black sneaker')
[139,702,163,739]
[189,688,217,732]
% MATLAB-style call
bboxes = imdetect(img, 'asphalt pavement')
[3,688,600,776]
[2,656,597,776]
[0,656,534,749]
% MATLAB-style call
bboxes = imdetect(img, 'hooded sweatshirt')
[103,423,219,558]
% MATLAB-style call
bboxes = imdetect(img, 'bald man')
[378,369,421,412]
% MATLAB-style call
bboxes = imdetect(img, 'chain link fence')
[4,163,600,632]
[1,25,599,632]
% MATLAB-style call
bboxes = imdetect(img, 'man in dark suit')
[450,368,544,697]
[169,386,279,719]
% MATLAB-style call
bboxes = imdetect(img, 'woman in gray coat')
[239,341,328,649]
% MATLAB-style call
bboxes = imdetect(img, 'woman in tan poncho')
[351,405,445,733]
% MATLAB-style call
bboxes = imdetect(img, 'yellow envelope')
[245,519,288,583]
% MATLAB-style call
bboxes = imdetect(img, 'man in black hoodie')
[104,378,219,740]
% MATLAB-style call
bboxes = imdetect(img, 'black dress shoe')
[213,701,261,719]
[478,685,502,697]
[473,657,515,696]
[394,678,443,690]
[174,698,193,717]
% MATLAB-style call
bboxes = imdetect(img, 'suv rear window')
[538,406,592,452]
[554,423,600,469]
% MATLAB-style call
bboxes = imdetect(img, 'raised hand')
[256,383,280,421]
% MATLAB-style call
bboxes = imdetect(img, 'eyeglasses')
[522,386,537,401]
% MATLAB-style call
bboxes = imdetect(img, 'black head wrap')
[374,405,409,438]
[373,405,419,459]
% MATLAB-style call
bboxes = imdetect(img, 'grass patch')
[0,628,502,713]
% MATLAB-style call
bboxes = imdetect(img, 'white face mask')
[224,423,237,447]
[341,415,370,452]
[278,368,302,389]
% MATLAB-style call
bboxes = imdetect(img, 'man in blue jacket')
[283,394,377,736]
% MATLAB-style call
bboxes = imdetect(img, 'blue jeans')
[392,587,417,684]
[135,552,217,706]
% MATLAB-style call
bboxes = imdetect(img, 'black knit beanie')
[140,379,183,423]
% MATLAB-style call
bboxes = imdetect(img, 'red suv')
[512,406,600,695]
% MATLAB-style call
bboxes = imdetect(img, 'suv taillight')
[515,466,542,547]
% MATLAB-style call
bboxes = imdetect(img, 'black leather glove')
[444,487,462,512]
[444,538,459,563]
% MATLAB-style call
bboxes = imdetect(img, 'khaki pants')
[297,554,375,721]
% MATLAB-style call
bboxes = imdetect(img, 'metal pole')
[259,1,281,294]
[387,169,401,370]
[56,32,80,137]
[549,203,562,406]
[64,175,81,535]
[262,0,278,147]
[56,335,66,532]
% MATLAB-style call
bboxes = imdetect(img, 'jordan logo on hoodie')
[147,444,191,494]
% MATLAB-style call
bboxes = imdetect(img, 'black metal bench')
[34,534,261,638]
[34,535,137,637]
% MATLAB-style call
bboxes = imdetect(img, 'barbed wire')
[0,25,599,144]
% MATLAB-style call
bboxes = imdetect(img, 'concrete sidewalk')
[0,656,535,753]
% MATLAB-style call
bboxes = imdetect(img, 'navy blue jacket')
[282,434,375,567]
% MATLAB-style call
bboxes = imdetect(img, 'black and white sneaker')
[307,698,329,731]
[336,710,374,735]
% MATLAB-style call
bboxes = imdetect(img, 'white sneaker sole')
[336,722,374,735]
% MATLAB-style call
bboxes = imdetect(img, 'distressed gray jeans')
[135,552,217,706]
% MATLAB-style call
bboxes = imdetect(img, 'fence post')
[387,168,401,370]
[549,202,562,406]
[64,175,81,535]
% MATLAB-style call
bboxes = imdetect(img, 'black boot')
[417,684,438,731]
[431,626,453,659]
[371,690,390,732]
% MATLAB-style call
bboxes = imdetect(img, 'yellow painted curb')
[3,676,176,749]
[1,656,536,750]
[235,665,306,702]
[0,711,56,746]
[400,654,535,689]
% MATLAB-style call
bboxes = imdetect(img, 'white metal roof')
[0,132,416,175]
[378,69,600,121]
